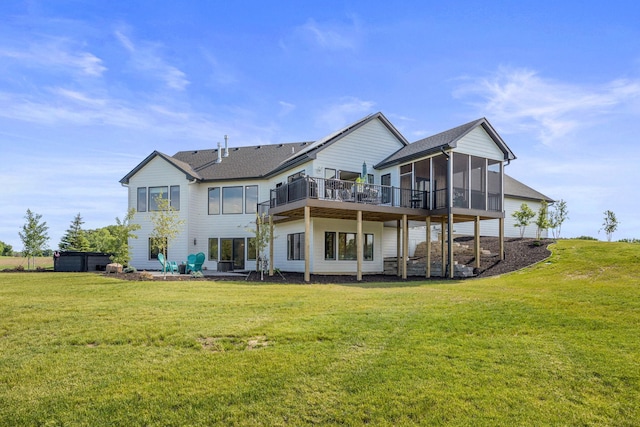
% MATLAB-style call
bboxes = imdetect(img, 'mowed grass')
[0,240,639,426]
[0,255,52,270]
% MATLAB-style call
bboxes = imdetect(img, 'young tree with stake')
[512,203,536,239]
[19,209,50,270]
[150,193,184,277]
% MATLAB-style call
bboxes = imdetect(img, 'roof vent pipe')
[223,135,229,157]
[216,142,222,163]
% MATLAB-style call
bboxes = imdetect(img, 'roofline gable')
[375,117,516,169]
[267,112,409,177]
[120,151,201,185]
[440,118,517,160]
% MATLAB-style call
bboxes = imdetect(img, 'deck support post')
[397,219,402,277]
[474,216,481,269]
[426,217,431,278]
[269,215,274,277]
[304,206,310,283]
[448,213,454,279]
[255,218,260,273]
[356,210,363,281]
[440,218,446,277]
[402,214,408,280]
[499,216,505,261]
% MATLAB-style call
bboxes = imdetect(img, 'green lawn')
[1,240,639,426]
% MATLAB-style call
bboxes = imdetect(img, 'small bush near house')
[123,266,137,273]
[139,270,153,280]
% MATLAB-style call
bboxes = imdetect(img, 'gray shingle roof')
[505,174,554,202]
[375,117,516,169]
[121,114,524,190]
[121,112,407,184]
[172,141,313,181]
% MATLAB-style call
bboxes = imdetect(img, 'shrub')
[15,265,24,271]
[618,238,640,244]
[123,266,137,273]
[139,271,154,280]
[573,236,598,241]
[191,271,204,278]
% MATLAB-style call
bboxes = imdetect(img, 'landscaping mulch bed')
[455,237,554,278]
[104,238,553,284]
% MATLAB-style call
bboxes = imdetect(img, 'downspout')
[187,177,198,259]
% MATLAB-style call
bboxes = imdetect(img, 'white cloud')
[278,101,296,116]
[0,88,226,144]
[201,49,238,86]
[0,39,106,77]
[454,67,640,145]
[284,16,364,52]
[300,18,359,50]
[316,97,376,129]
[52,88,107,106]
[114,30,135,53]
[113,27,190,91]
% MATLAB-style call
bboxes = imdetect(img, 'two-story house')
[120,112,552,280]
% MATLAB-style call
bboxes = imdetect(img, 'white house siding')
[455,127,504,160]
[311,218,384,274]
[382,224,430,258]
[313,119,405,184]
[269,217,385,274]
[262,166,310,199]
[187,181,206,264]
[272,220,310,273]
[452,197,548,238]
[127,157,190,270]
[194,179,266,271]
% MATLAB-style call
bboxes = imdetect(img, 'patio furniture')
[187,252,205,273]
[157,253,177,274]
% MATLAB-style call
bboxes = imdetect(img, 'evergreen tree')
[59,213,90,251]
[0,240,13,256]
[18,209,50,270]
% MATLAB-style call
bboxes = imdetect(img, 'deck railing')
[260,177,503,213]
[267,177,432,210]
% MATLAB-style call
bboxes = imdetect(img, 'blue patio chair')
[186,253,196,273]
[193,252,205,272]
[157,253,177,274]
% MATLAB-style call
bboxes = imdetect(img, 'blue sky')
[2,1,640,250]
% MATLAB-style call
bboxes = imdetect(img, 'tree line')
[512,199,620,242]
[9,192,182,272]
[8,209,140,270]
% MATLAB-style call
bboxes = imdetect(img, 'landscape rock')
[106,263,123,273]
